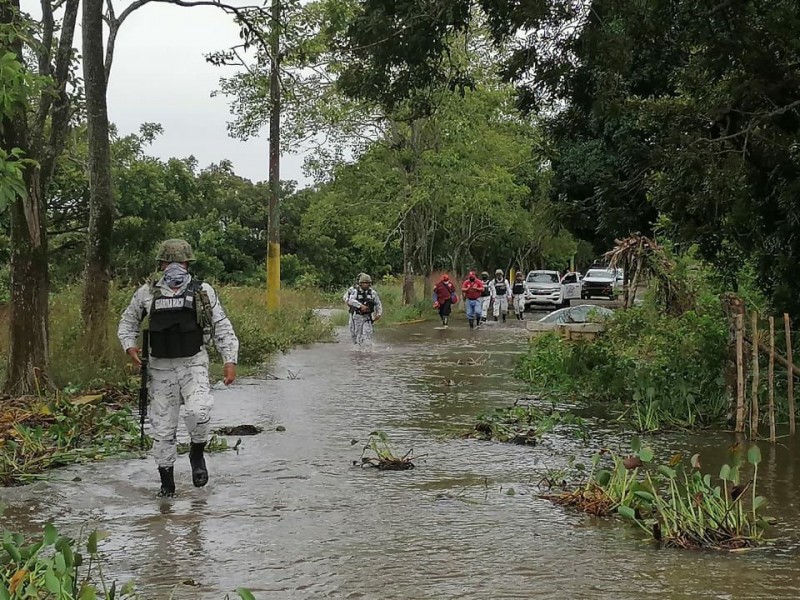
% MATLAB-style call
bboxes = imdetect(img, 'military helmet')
[358,273,372,284]
[481,271,489,279]
[156,239,195,263]
[495,269,504,276]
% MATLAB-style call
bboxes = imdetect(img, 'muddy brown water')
[2,317,800,598]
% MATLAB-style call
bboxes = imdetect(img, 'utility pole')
[266,0,281,309]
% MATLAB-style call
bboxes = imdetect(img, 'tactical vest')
[512,282,526,295]
[350,288,377,315]
[148,281,205,359]
[481,282,491,297]
[494,280,508,295]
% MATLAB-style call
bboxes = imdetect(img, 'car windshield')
[527,272,559,284]
[585,269,615,279]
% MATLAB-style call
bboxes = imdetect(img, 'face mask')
[469,276,475,281]
[163,262,189,288]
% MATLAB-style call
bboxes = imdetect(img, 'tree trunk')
[81,0,115,358]
[402,221,415,305]
[1,1,50,395]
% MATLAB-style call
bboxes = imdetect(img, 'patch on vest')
[154,297,188,311]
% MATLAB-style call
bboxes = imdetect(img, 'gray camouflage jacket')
[117,276,239,369]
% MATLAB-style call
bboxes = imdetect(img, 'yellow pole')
[266,0,281,310]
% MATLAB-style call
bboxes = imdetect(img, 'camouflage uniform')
[117,240,239,495]
[346,274,382,346]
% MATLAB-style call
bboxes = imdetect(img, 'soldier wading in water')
[346,273,383,347]
[118,239,240,497]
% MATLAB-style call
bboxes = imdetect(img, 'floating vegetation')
[467,401,587,445]
[214,424,263,436]
[546,437,770,550]
[0,388,144,486]
[356,431,423,471]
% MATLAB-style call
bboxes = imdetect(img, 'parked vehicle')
[537,304,614,325]
[524,270,582,308]
[581,268,622,300]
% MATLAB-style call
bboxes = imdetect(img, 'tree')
[1,0,79,395]
[81,0,116,358]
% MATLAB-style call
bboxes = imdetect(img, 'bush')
[517,296,730,431]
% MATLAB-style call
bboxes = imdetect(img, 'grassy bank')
[0,283,333,485]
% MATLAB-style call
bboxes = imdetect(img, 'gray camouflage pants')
[350,313,374,346]
[149,364,214,467]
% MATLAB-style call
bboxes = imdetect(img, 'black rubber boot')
[468,318,474,329]
[189,442,209,488]
[158,466,175,498]
[443,316,449,327]
[502,314,506,323]
[494,315,498,322]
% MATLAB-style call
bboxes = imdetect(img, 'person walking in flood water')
[512,271,527,320]
[462,271,485,329]
[433,273,457,327]
[489,269,511,322]
[479,271,493,324]
[118,239,239,498]
[343,273,364,332]
[346,273,383,346]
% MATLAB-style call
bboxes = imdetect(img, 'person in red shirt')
[432,274,457,327]
[462,271,485,329]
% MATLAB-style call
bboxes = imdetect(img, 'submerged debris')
[214,425,263,436]
[466,402,586,445]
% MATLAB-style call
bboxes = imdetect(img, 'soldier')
[512,271,527,320]
[118,239,239,498]
[345,273,383,346]
[479,271,493,324]
[489,269,511,322]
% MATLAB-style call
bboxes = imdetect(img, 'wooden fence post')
[785,313,795,434]
[751,311,759,437]
[769,316,776,443]
[735,313,745,433]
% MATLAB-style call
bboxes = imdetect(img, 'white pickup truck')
[524,270,582,309]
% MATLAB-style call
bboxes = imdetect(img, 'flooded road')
[2,317,800,598]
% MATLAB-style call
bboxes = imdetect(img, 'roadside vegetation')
[516,249,780,432]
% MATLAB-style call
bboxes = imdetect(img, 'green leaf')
[237,589,257,600]
[690,453,701,469]
[45,568,61,594]
[3,542,20,563]
[630,435,641,453]
[54,551,67,574]
[595,470,612,486]
[719,464,731,481]
[639,447,654,462]
[78,585,98,600]
[0,582,10,600]
[657,465,677,479]
[87,531,98,554]
[747,445,762,466]
[753,496,768,511]
[44,523,57,545]
[617,505,637,520]
[634,490,656,503]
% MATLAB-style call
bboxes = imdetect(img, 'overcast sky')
[23,0,310,186]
